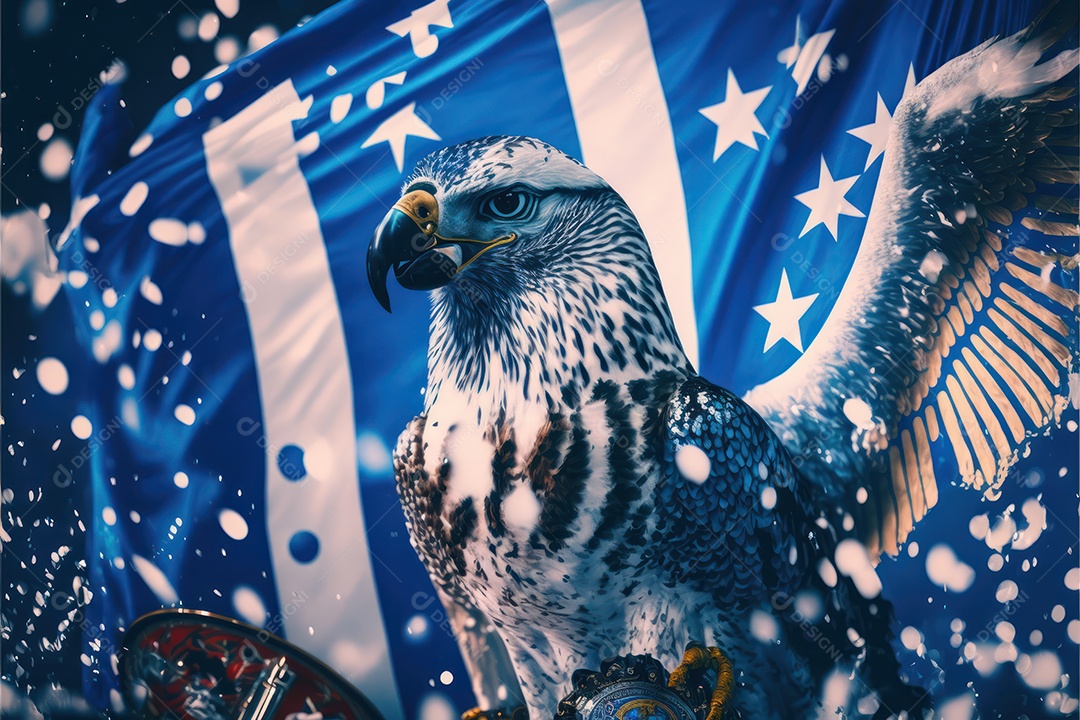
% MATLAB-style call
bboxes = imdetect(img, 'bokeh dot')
[277,445,307,481]
[289,531,319,563]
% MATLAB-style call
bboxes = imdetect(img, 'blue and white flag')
[53,0,1076,717]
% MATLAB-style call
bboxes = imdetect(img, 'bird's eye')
[482,189,533,220]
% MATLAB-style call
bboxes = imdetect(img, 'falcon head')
[366,136,631,312]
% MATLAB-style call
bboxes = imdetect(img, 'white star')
[794,156,864,240]
[903,63,918,98]
[753,269,818,353]
[361,101,441,171]
[699,70,772,162]
[847,93,893,170]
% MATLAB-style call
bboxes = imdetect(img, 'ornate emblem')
[555,648,732,720]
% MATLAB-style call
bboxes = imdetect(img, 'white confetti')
[142,329,162,351]
[71,415,93,440]
[406,614,430,641]
[131,554,179,604]
[139,276,163,305]
[215,0,239,19]
[750,609,779,643]
[918,250,948,283]
[174,404,196,426]
[842,397,875,430]
[835,538,882,598]
[40,137,74,181]
[129,133,153,157]
[218,508,248,540]
[995,580,1019,603]
[248,24,278,52]
[674,444,711,484]
[900,626,921,651]
[1012,498,1046,551]
[198,12,220,40]
[818,557,838,588]
[171,55,190,79]
[188,222,207,244]
[215,37,241,63]
[934,690,974,719]
[1019,651,1063,690]
[926,544,975,592]
[149,218,188,246]
[120,182,149,216]
[417,693,455,720]
[985,514,1016,552]
[36,358,69,395]
[503,484,541,532]
[968,513,989,540]
[232,586,267,627]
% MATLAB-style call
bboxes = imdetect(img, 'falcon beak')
[367,188,516,312]
[367,189,441,312]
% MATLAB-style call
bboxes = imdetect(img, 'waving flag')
[49,0,1076,717]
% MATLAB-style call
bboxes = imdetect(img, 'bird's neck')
[424,257,691,418]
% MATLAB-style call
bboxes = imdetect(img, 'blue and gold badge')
[555,647,733,720]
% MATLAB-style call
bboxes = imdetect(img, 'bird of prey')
[366,6,1079,718]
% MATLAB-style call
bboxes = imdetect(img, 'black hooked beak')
[367,189,443,312]
[366,188,516,312]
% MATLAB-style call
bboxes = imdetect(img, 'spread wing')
[745,2,1080,558]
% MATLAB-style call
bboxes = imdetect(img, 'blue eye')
[483,190,533,219]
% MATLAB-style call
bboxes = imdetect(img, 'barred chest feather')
[393,369,692,684]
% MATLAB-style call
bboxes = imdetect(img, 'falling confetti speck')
[174,404,196,426]
[174,97,193,118]
[35,358,69,395]
[40,137,74,181]
[70,416,93,440]
[218,508,249,540]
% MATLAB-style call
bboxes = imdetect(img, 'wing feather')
[746,2,1079,559]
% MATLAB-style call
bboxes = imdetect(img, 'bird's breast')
[397,375,679,624]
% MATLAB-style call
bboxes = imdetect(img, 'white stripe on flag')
[204,80,404,720]
[545,0,699,367]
